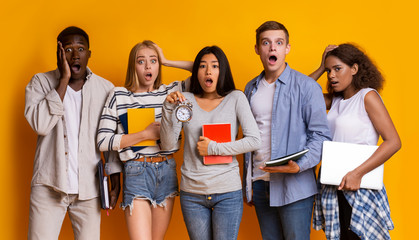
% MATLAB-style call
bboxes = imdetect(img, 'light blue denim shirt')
[243,64,331,206]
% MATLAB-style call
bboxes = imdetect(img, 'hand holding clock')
[166,91,193,123]
[166,91,186,104]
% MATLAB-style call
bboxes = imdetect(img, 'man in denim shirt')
[243,21,331,240]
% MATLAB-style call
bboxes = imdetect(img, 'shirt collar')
[255,63,291,87]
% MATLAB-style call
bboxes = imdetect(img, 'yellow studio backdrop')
[1,0,417,239]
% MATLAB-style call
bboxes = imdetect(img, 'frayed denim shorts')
[121,157,179,213]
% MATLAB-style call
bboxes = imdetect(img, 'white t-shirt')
[250,78,275,181]
[63,86,82,194]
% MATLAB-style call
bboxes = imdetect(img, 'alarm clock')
[174,100,193,122]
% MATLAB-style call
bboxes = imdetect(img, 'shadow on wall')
[14,81,37,239]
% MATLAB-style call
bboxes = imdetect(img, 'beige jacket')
[24,68,121,200]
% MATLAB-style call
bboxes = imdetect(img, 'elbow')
[251,136,262,152]
[34,128,50,136]
[30,124,51,136]
[394,137,402,152]
[97,137,109,152]
[159,138,174,151]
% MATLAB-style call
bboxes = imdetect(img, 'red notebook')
[202,123,232,165]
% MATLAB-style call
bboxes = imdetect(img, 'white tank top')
[327,88,379,145]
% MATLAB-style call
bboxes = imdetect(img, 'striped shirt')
[97,81,185,162]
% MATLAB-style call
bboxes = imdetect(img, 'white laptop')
[320,141,383,190]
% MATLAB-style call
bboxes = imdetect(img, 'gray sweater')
[161,90,261,195]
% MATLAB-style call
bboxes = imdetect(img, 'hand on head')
[152,43,167,65]
[321,45,339,69]
[56,41,71,82]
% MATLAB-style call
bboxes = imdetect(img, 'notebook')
[127,108,157,146]
[320,141,383,190]
[97,160,109,210]
[202,123,232,165]
[264,149,309,167]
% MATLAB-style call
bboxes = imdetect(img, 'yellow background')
[1,0,416,239]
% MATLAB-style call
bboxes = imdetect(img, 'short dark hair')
[256,21,289,45]
[57,26,89,48]
[326,43,384,96]
[190,46,236,97]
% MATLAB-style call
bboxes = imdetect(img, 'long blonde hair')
[125,40,162,91]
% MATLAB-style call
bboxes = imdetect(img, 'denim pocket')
[124,161,145,176]
[167,158,177,169]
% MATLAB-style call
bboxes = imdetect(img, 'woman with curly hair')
[309,43,401,240]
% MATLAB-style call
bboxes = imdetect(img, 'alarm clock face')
[175,103,192,122]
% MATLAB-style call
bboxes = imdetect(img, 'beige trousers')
[28,185,101,240]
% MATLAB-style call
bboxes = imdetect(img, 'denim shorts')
[121,158,179,213]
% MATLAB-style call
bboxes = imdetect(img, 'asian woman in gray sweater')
[160,46,261,240]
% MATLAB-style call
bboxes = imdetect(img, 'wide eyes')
[64,47,85,52]
[199,64,219,69]
[262,41,283,46]
[325,67,342,74]
[137,59,157,64]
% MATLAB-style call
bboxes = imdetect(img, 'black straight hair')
[57,26,90,48]
[190,46,235,97]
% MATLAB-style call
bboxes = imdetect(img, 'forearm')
[25,79,64,136]
[160,102,182,150]
[209,92,261,156]
[208,135,261,156]
[55,78,69,101]
[308,66,326,81]
[354,139,401,177]
[162,60,193,72]
[103,151,123,175]
[297,85,331,172]
[119,131,152,149]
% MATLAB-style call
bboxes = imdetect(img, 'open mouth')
[71,64,81,72]
[269,55,277,64]
[205,78,213,87]
[145,73,152,80]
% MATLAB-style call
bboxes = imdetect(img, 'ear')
[351,63,358,75]
[87,50,91,59]
[285,43,291,55]
[255,44,260,55]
